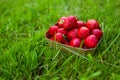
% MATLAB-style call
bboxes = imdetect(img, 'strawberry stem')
[80,39,84,48]
[59,20,64,24]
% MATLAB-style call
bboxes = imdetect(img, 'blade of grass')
[62,46,89,61]
[102,32,120,56]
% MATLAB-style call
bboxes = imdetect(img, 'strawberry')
[92,29,103,40]
[70,38,81,47]
[48,26,59,36]
[78,27,90,39]
[86,19,100,30]
[50,37,54,41]
[82,44,87,49]
[57,28,67,35]
[67,28,78,40]
[54,33,64,43]
[77,21,86,28]
[58,17,67,28]
[63,40,69,45]
[63,16,77,30]
[85,35,98,48]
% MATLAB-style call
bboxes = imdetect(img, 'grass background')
[0,0,120,80]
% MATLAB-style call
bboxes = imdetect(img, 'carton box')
[45,31,101,55]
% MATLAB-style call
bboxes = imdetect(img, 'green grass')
[0,0,120,80]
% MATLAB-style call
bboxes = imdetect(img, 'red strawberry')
[78,27,90,39]
[85,35,98,48]
[70,38,81,47]
[58,17,67,28]
[49,26,59,36]
[57,28,67,35]
[54,33,64,43]
[86,19,100,30]
[50,37,54,41]
[63,40,69,45]
[92,29,103,40]
[63,16,77,30]
[82,44,87,49]
[77,21,86,28]
[67,28,78,40]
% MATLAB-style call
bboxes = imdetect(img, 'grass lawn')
[0,0,120,80]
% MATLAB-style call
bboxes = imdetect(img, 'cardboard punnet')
[45,30,101,55]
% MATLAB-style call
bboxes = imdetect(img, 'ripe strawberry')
[63,16,77,30]
[46,31,51,39]
[49,26,59,36]
[67,28,78,40]
[85,35,98,48]
[70,38,81,47]
[77,21,86,28]
[54,33,64,43]
[58,17,67,28]
[50,37,54,41]
[86,19,100,30]
[63,40,69,45]
[92,29,103,40]
[57,28,67,35]
[78,27,90,39]
[82,44,87,49]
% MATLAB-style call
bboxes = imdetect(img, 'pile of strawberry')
[46,16,103,49]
